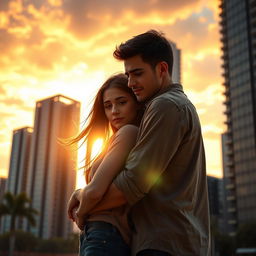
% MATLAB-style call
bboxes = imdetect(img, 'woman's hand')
[75,185,103,230]
[75,187,90,230]
[67,189,81,222]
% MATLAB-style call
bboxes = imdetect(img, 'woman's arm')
[76,125,138,221]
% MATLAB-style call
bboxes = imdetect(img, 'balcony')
[224,109,231,116]
[224,119,232,125]
[226,149,234,157]
[227,196,235,201]
[228,207,237,213]
[228,219,237,225]
[225,137,233,145]
[226,161,234,167]
[226,183,235,190]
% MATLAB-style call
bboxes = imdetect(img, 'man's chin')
[136,95,145,102]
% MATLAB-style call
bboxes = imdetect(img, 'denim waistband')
[85,221,120,234]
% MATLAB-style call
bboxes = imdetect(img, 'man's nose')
[128,77,136,88]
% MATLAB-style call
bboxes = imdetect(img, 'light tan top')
[114,84,211,255]
[87,124,139,244]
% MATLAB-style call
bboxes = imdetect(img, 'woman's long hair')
[66,73,143,181]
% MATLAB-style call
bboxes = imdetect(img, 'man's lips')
[132,88,143,95]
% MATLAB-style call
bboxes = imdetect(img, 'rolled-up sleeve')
[114,97,188,205]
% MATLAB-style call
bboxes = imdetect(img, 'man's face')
[124,55,162,102]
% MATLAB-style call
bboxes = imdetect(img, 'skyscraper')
[0,177,7,201]
[219,0,256,235]
[169,41,182,84]
[207,175,225,233]
[0,177,7,231]
[26,95,80,239]
[5,127,33,194]
[0,127,33,233]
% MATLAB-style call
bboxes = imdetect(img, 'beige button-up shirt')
[114,84,211,256]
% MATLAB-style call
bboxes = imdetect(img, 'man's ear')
[160,61,168,75]
[156,61,169,78]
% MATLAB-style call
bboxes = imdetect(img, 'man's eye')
[134,72,142,76]
[119,101,127,105]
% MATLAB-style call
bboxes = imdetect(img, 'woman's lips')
[113,118,124,123]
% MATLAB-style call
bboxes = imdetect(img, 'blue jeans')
[137,249,172,256]
[79,221,130,256]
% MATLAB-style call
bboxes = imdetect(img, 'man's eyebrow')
[125,68,143,76]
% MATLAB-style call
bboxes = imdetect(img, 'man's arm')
[89,183,127,214]
[75,183,127,230]
[113,98,188,205]
[86,98,187,215]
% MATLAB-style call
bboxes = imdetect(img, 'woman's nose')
[112,105,119,114]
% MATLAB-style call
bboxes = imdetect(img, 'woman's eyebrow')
[103,96,127,104]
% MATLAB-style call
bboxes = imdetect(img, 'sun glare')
[92,138,104,159]
[76,138,104,189]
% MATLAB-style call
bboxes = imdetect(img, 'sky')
[0,0,225,180]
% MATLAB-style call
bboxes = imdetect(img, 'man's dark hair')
[113,30,173,75]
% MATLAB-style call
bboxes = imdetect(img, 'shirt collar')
[145,83,183,106]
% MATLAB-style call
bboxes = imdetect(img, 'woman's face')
[103,87,139,130]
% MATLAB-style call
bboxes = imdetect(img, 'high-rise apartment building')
[219,0,256,235]
[207,176,226,233]
[26,95,80,239]
[0,127,33,233]
[5,127,33,194]
[0,177,7,200]
[0,177,7,231]
[169,41,182,84]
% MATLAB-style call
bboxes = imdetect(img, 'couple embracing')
[67,30,211,256]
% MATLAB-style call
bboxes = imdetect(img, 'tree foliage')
[0,192,38,256]
[0,192,38,230]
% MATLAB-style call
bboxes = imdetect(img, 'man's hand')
[67,189,81,222]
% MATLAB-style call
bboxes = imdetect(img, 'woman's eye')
[104,104,112,109]
[119,101,127,105]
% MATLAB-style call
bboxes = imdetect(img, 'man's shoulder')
[150,84,192,110]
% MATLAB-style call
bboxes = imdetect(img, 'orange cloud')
[0,0,224,179]
[184,54,222,91]
[0,112,15,119]
[61,0,201,38]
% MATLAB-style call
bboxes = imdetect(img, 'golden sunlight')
[76,138,104,189]
[91,138,104,160]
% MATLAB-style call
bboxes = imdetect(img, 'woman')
[67,73,144,256]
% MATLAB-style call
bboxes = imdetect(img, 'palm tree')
[0,192,38,256]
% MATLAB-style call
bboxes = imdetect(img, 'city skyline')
[1,94,81,238]
[0,0,224,179]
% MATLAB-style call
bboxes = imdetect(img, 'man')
[69,30,211,256]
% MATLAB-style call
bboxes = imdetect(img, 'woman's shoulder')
[116,124,139,136]
[107,124,139,150]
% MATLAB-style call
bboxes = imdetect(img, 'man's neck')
[162,75,172,88]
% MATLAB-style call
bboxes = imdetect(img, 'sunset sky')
[0,0,225,180]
